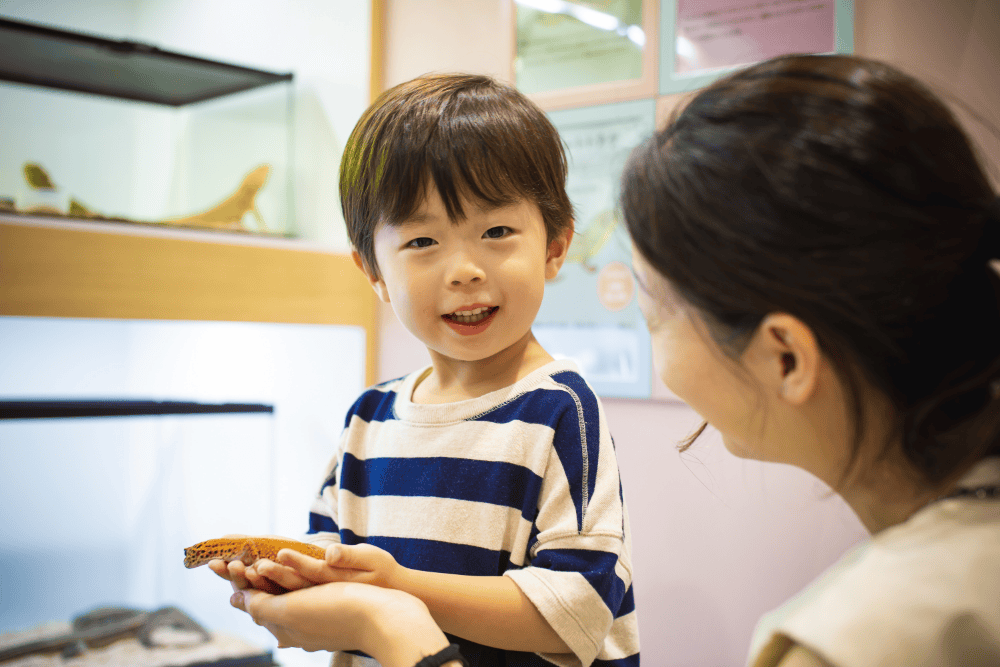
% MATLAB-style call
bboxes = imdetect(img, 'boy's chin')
[427,339,517,364]
[434,348,503,363]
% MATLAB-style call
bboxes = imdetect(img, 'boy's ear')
[545,223,575,280]
[351,250,391,303]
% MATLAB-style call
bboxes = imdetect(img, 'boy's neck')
[412,331,554,404]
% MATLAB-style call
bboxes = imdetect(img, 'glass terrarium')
[0,17,294,237]
[0,316,367,666]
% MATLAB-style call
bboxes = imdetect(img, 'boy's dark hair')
[621,53,1000,491]
[340,73,573,278]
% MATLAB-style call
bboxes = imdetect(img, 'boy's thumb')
[325,544,342,565]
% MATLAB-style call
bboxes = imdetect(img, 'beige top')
[748,458,1000,667]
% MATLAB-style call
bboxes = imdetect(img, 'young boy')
[227,74,639,667]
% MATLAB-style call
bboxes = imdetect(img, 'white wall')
[382,0,513,86]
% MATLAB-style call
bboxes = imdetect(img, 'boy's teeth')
[449,307,494,324]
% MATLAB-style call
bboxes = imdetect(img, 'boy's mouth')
[443,306,498,325]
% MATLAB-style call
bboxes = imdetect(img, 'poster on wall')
[535,98,656,399]
[660,0,854,94]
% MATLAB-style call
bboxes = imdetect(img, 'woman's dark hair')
[621,53,1000,490]
[340,73,573,279]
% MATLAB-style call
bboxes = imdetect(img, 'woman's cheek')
[650,331,681,395]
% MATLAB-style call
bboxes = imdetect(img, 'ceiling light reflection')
[515,0,645,47]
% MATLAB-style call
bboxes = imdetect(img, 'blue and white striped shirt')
[308,360,640,667]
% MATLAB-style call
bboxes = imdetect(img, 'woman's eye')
[483,226,512,239]
[406,237,436,248]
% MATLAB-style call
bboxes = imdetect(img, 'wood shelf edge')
[0,220,379,385]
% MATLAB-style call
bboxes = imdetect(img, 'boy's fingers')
[208,559,230,579]
[226,560,258,592]
[242,563,288,594]
[327,544,381,571]
[326,544,374,569]
[276,549,343,583]
[325,544,344,566]
[275,548,316,567]
[255,557,314,589]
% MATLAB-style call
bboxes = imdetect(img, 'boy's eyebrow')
[396,212,440,226]
[395,198,516,227]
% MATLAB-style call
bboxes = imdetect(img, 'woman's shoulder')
[750,500,1000,667]
[776,645,836,667]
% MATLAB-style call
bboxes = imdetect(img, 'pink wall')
[375,1,999,664]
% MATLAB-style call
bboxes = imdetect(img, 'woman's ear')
[545,223,575,280]
[749,313,820,405]
[352,250,390,304]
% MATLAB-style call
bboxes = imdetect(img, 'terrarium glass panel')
[0,82,292,236]
[0,19,294,237]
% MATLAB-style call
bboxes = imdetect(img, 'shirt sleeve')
[504,378,637,667]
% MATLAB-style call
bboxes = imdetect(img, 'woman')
[620,53,1000,666]
[231,54,1000,667]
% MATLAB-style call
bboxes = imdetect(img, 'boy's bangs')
[428,143,526,221]
[380,105,542,224]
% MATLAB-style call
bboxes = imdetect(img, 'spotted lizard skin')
[183,537,326,568]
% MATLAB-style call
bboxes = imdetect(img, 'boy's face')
[357,185,569,364]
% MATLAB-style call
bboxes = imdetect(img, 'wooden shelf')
[0,217,379,385]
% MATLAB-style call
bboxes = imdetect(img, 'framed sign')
[535,98,656,398]
[660,0,854,94]
[508,0,660,110]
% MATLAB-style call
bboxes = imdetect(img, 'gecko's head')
[183,546,211,568]
[183,538,242,568]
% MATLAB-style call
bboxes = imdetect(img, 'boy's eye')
[406,237,436,248]
[483,226,512,239]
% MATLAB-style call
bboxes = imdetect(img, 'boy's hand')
[256,543,402,590]
[244,555,316,593]
[209,557,293,595]
[203,534,311,595]
[208,557,249,589]
[205,534,251,590]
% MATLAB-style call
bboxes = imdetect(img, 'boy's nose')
[447,252,486,286]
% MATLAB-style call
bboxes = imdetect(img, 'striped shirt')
[307,360,640,667]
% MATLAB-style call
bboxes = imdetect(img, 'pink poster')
[675,0,836,75]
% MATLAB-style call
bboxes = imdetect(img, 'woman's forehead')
[632,248,688,311]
